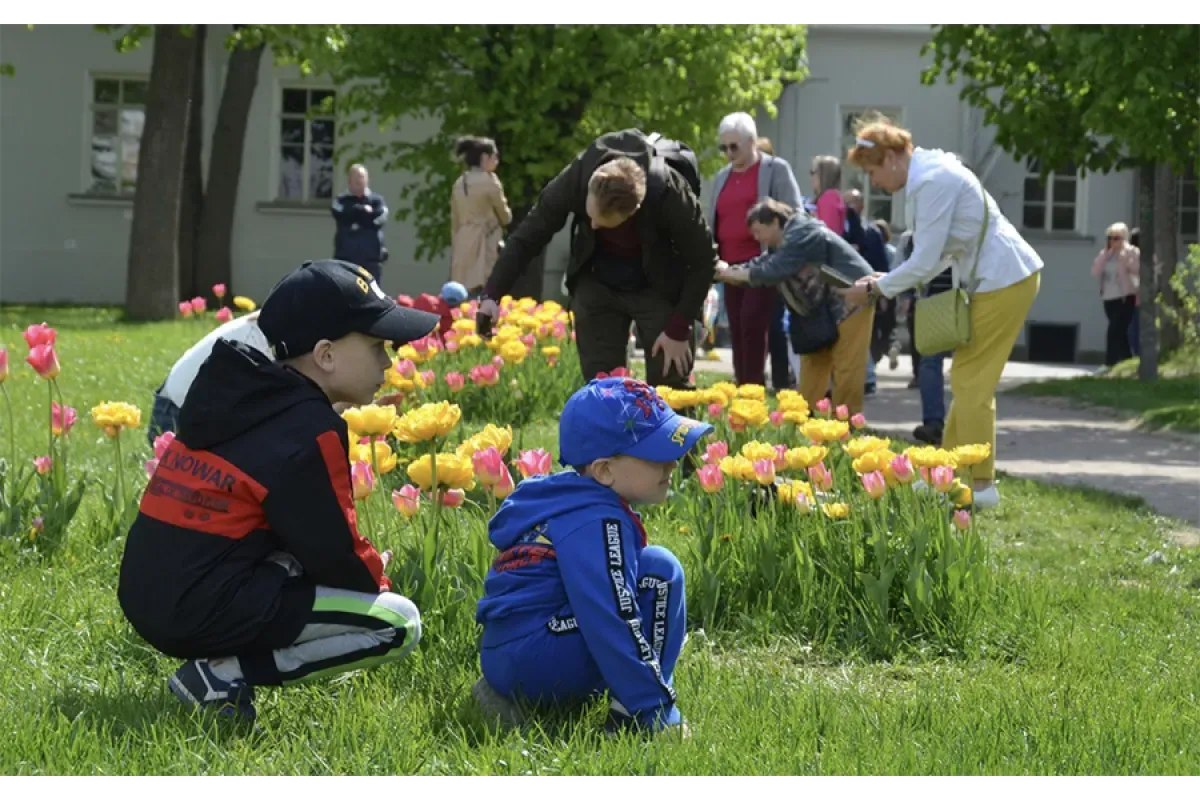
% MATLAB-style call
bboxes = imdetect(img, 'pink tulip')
[153,431,176,460]
[51,402,77,437]
[472,447,507,487]
[450,308,463,320]
[33,456,52,475]
[753,458,776,485]
[420,370,435,386]
[702,441,729,463]
[470,364,500,386]
[931,465,956,493]
[445,372,466,393]
[516,448,552,479]
[920,466,931,485]
[707,403,724,418]
[571,330,577,342]
[773,444,789,471]
[391,485,421,518]
[890,454,914,484]
[25,344,60,380]
[730,419,746,433]
[553,321,567,339]
[697,464,724,493]
[444,329,459,342]
[862,470,888,500]
[351,460,375,500]
[835,404,849,421]
[32,516,44,532]
[212,283,227,299]
[492,355,505,368]
[179,302,194,318]
[191,297,207,314]
[521,334,536,348]
[953,509,971,530]
[815,397,831,415]
[769,410,785,427]
[440,488,466,508]
[395,358,416,379]
[850,413,867,430]
[144,458,160,477]
[216,307,233,323]
[538,324,550,338]
[445,339,460,353]
[492,467,516,500]
[808,462,833,492]
[22,323,56,349]
[0,347,8,383]
[412,337,430,355]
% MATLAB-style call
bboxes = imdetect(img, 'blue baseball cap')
[440,281,469,306]
[559,377,713,467]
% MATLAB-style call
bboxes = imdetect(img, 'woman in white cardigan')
[841,117,1043,509]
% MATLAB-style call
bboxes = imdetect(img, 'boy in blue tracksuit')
[473,377,712,733]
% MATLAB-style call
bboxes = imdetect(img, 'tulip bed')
[2,299,1199,775]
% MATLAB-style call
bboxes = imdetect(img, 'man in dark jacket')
[476,130,720,389]
[118,260,438,723]
[332,164,389,283]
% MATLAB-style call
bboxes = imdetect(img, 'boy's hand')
[380,550,392,570]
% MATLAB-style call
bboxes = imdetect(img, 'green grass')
[3,306,1200,774]
[1009,369,1200,434]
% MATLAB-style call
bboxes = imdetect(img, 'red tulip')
[51,402,77,437]
[191,297,207,314]
[212,283,227,299]
[179,302,194,318]
[22,323,56,349]
[216,307,233,323]
[26,344,60,380]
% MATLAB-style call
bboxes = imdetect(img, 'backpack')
[646,132,702,199]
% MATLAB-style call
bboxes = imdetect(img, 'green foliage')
[317,25,807,259]
[922,25,1200,175]
[1160,244,1200,356]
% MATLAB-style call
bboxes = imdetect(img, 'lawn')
[1009,354,1200,434]
[2,305,1200,775]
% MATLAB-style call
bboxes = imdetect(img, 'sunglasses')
[718,142,740,155]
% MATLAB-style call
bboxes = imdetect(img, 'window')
[277,87,336,202]
[87,76,147,195]
[839,106,903,226]
[1022,157,1083,233]
[1178,166,1198,246]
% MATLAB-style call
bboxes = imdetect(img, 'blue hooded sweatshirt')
[475,470,677,726]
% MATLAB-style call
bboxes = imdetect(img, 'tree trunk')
[1154,163,1181,354]
[124,25,197,321]
[194,40,265,297]
[178,24,207,301]
[1137,163,1158,381]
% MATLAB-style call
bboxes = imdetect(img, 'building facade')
[1,24,1194,361]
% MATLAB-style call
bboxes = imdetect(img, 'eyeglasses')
[717,143,740,155]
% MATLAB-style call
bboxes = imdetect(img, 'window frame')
[1178,166,1198,248]
[82,73,149,196]
[1021,157,1087,234]
[835,104,905,230]
[271,83,338,205]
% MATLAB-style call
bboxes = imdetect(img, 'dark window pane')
[1023,177,1045,203]
[1025,156,1041,174]
[122,79,148,106]
[1051,205,1075,231]
[1180,179,1198,209]
[93,109,117,136]
[310,145,334,199]
[310,90,336,115]
[282,88,308,115]
[1023,204,1045,230]
[1181,210,1199,237]
[280,118,306,145]
[278,146,305,199]
[310,119,335,146]
[1053,177,1076,204]
[94,79,119,104]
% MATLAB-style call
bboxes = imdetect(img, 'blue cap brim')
[622,414,713,463]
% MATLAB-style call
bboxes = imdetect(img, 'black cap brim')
[365,305,440,347]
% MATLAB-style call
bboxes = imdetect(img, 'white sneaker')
[973,485,1001,509]
[888,345,900,371]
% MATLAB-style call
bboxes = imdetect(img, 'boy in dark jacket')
[473,377,711,734]
[118,260,438,723]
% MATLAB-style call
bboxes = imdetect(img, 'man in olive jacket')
[476,130,720,388]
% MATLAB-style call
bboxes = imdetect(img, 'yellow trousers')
[799,307,875,417]
[943,272,1041,481]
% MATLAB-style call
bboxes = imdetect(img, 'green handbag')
[913,180,991,356]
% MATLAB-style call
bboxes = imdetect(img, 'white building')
[1,24,1194,362]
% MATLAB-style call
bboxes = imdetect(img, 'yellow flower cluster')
[777,480,814,508]
[456,424,514,459]
[342,404,398,437]
[843,436,891,459]
[822,503,850,520]
[906,446,959,469]
[729,398,770,428]
[735,384,766,401]
[707,382,737,409]
[233,296,256,311]
[953,444,991,466]
[349,440,398,474]
[851,450,892,476]
[91,402,142,437]
[776,390,809,423]
[718,455,757,482]
[407,453,475,491]
[657,387,706,411]
[393,401,461,443]
[785,446,828,471]
[740,440,778,462]
[385,362,426,393]
[801,418,850,444]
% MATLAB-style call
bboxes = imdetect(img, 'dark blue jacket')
[476,471,678,728]
[862,222,891,275]
[332,191,388,266]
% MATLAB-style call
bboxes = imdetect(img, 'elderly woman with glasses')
[1092,222,1141,367]
[709,111,802,389]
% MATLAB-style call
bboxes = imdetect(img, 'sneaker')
[864,383,877,397]
[973,485,1001,509]
[888,346,900,371]
[913,424,943,445]
[168,659,256,723]
[472,677,525,730]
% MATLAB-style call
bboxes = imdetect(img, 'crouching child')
[118,260,439,723]
[474,377,711,733]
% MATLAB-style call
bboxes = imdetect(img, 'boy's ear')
[589,458,615,487]
[310,339,337,372]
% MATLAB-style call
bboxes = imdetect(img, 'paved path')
[635,349,1200,524]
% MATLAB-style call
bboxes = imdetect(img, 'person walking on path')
[450,136,512,297]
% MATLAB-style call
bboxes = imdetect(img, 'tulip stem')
[113,432,126,518]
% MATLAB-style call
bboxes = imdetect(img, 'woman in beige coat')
[450,136,512,295]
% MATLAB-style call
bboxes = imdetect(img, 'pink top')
[1091,244,1140,298]
[815,189,846,235]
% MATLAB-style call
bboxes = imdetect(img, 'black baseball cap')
[258,260,439,358]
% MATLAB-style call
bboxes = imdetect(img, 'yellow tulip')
[782,409,810,424]
[844,436,891,458]
[718,455,757,482]
[394,344,425,364]
[906,446,959,469]
[801,419,849,444]
[369,441,399,474]
[736,384,766,400]
[776,390,809,415]
[407,453,476,491]
[709,382,737,406]
[233,296,256,311]
[456,423,514,459]
[740,440,777,462]
[459,334,483,348]
[541,346,561,358]
[784,446,828,471]
[394,401,461,443]
[953,444,991,467]
[90,401,143,434]
[822,503,850,520]
[778,480,814,507]
[499,340,527,365]
[451,318,477,333]
[664,389,704,410]
[729,398,769,429]
[342,404,398,437]
[851,450,891,475]
[949,479,974,508]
